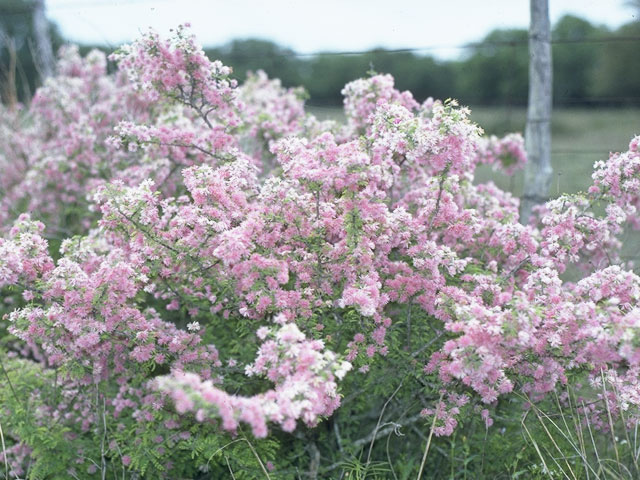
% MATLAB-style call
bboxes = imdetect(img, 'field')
[470,107,640,197]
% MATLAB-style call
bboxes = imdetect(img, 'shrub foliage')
[0,26,639,479]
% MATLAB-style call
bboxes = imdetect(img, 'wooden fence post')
[32,0,55,80]
[520,0,553,223]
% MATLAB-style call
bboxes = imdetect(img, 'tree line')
[1,2,639,107]
[204,15,640,107]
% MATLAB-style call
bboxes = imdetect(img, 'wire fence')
[3,3,639,54]
[2,3,639,133]
[227,35,640,58]
[0,1,638,200]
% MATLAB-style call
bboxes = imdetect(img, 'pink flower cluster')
[238,70,307,165]
[111,24,239,126]
[0,214,53,287]
[342,73,419,134]
[158,324,351,437]
[476,132,528,175]
[591,135,640,228]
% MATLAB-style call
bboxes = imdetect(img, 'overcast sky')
[46,0,638,58]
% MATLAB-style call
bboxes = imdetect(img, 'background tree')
[454,29,529,105]
[205,39,303,88]
[0,0,63,104]
[552,15,606,105]
[590,20,640,104]
[1,6,639,110]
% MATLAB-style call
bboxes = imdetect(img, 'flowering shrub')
[476,132,527,175]
[1,26,640,478]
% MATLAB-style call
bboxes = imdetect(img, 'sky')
[46,0,639,59]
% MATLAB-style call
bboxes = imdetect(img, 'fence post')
[32,0,55,80]
[520,0,553,223]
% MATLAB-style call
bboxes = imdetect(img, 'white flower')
[518,330,531,345]
[274,313,287,325]
[334,361,352,380]
[187,321,201,332]
[256,326,270,339]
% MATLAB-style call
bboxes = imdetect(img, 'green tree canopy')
[454,28,529,105]
[552,15,607,105]
[0,0,63,103]
[590,20,640,104]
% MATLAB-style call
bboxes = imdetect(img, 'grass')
[519,381,640,480]
[469,106,640,198]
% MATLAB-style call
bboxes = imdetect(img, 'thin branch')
[416,393,444,480]
[353,414,422,449]
[427,166,450,232]
[366,379,404,465]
